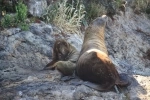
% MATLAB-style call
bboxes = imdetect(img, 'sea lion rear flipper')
[70,80,108,91]
[83,81,110,91]
[83,81,120,93]
[61,76,76,81]
[116,73,130,86]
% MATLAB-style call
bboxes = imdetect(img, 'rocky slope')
[0,7,150,100]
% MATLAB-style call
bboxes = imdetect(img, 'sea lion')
[44,39,79,76]
[76,15,129,91]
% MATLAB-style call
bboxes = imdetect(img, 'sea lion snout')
[56,40,70,60]
[92,15,108,27]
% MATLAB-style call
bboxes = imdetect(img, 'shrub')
[133,0,150,13]
[42,2,59,23]
[42,0,85,34]
[85,1,106,22]
[0,0,29,31]
[0,0,17,14]
[18,22,29,31]
[1,14,16,28]
[15,0,27,22]
[146,4,150,14]
[115,0,123,9]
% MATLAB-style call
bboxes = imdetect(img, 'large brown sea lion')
[76,15,129,91]
[44,39,79,76]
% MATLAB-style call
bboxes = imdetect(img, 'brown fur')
[76,15,129,91]
[44,39,79,76]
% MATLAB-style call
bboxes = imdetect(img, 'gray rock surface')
[0,7,150,100]
[27,0,47,17]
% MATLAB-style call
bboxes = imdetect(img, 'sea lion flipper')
[69,80,104,90]
[70,81,83,86]
[116,73,130,86]
[60,76,76,82]
[43,60,56,70]
[83,81,109,91]
[56,61,76,76]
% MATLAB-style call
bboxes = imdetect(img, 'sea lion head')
[54,39,70,60]
[43,39,71,70]
[85,15,107,34]
[83,15,108,45]
[91,15,107,28]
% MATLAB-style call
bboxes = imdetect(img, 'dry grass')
[43,0,85,34]
[133,0,150,12]
[85,1,106,22]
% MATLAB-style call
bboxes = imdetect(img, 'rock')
[0,23,54,85]
[106,8,150,76]
[28,0,47,17]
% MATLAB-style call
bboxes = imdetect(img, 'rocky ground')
[0,7,150,100]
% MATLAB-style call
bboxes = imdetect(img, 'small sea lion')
[76,15,129,91]
[44,39,79,76]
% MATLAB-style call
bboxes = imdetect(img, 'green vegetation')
[0,0,29,31]
[1,14,16,27]
[42,0,85,34]
[15,1,27,22]
[133,0,150,13]
[1,0,150,32]
[85,2,106,22]
[115,0,123,9]
[15,0,29,30]
[18,22,29,31]
[42,2,58,23]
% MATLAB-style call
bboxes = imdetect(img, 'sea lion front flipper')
[43,60,57,70]
[56,61,76,76]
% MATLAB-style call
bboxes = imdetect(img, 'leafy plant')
[15,0,27,22]
[1,14,16,28]
[18,22,29,31]
[0,0,29,31]
[42,0,85,34]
